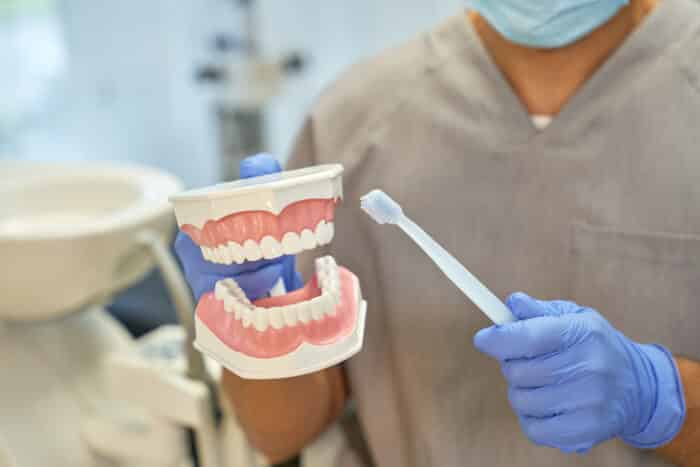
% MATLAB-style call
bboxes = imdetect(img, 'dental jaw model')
[171,165,367,379]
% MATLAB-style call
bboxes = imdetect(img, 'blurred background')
[0,2,465,466]
[0,0,464,187]
[0,0,465,336]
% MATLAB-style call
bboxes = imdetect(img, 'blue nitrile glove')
[474,292,686,453]
[174,154,303,302]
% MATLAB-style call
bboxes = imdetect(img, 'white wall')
[261,1,465,167]
[6,0,466,187]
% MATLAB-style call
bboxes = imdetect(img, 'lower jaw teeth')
[213,256,341,332]
[201,221,334,265]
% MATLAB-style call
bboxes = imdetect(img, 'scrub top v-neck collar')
[443,0,696,148]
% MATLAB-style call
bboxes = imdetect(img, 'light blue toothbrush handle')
[398,217,516,325]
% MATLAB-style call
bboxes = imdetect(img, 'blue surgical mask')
[466,0,629,48]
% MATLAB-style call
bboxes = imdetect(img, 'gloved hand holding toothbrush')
[474,292,686,453]
[360,189,687,455]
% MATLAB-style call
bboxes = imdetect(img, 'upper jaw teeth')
[201,220,334,265]
[213,255,341,332]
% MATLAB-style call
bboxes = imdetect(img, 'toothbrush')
[360,190,516,325]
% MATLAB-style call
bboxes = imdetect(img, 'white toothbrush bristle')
[360,190,403,225]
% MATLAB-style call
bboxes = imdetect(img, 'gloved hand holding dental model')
[175,155,303,303]
[172,153,366,380]
[474,292,686,453]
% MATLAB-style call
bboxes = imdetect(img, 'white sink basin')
[0,160,183,321]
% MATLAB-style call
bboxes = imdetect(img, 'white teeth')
[330,287,341,306]
[316,256,341,306]
[211,254,343,331]
[315,221,334,246]
[310,297,325,321]
[210,247,220,263]
[241,308,253,328]
[261,236,283,260]
[221,245,232,264]
[218,278,248,301]
[283,306,298,327]
[269,308,284,330]
[223,295,236,313]
[328,274,339,295]
[254,309,268,332]
[315,221,327,245]
[297,304,311,324]
[327,222,335,242]
[300,229,317,250]
[243,239,262,262]
[228,241,245,264]
[200,221,336,264]
[219,247,228,263]
[199,241,253,265]
[215,281,228,301]
[324,295,338,316]
[281,232,302,255]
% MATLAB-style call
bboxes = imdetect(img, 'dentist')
[176,0,700,465]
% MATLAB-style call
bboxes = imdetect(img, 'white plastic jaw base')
[170,164,344,230]
[194,300,366,380]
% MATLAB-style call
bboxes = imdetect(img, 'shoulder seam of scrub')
[307,37,431,167]
[315,17,474,173]
[675,22,700,99]
[314,14,467,105]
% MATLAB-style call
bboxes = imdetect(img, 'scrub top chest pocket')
[569,223,700,358]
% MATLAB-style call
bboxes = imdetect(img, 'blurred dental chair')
[0,160,353,467]
[107,263,179,337]
[0,160,214,467]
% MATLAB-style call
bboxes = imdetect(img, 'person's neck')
[469,0,658,115]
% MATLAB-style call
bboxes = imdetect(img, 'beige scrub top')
[288,0,700,465]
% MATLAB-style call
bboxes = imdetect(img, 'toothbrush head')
[360,189,403,225]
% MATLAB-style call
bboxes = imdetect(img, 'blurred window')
[0,0,67,153]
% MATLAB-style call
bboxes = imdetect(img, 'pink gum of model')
[182,199,336,248]
[196,267,359,359]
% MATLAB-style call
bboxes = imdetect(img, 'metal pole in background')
[196,0,306,182]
